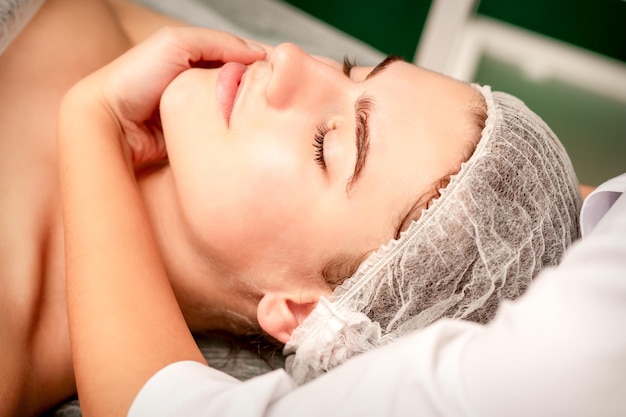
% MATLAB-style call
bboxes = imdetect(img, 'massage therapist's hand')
[63,27,265,165]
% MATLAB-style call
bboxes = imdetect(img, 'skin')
[155,44,480,341]
[0,0,506,416]
[0,1,182,415]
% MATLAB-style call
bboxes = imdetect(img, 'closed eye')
[313,122,329,169]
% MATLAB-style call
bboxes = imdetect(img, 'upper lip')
[232,61,268,118]
[232,70,248,116]
[217,62,249,126]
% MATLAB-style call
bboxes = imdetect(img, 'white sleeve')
[130,181,626,417]
[128,362,298,417]
[580,173,626,237]
[462,189,626,417]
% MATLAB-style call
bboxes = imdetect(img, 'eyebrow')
[346,55,404,193]
[346,95,372,193]
[365,54,404,80]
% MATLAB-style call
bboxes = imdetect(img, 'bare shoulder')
[0,0,138,416]
[107,0,188,45]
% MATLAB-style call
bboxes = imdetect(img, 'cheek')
[174,133,317,257]
[161,70,224,175]
[161,68,220,132]
[231,138,313,225]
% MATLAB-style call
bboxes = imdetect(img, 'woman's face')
[160,43,477,295]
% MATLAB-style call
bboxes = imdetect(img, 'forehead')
[354,61,479,232]
[368,61,477,141]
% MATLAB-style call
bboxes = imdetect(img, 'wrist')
[58,77,133,165]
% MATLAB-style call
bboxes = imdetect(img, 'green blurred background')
[282,0,626,185]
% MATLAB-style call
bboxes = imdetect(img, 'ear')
[256,293,319,344]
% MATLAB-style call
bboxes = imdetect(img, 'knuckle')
[153,26,179,44]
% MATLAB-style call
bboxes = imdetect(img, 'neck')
[136,164,260,333]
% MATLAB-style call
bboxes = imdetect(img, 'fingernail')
[246,41,266,54]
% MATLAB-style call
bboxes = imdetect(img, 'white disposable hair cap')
[284,85,582,384]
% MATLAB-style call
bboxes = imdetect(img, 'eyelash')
[313,122,329,169]
[312,57,356,169]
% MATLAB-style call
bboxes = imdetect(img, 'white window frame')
[414,0,626,103]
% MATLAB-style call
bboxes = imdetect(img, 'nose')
[266,43,345,109]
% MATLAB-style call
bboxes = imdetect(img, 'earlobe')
[256,293,318,344]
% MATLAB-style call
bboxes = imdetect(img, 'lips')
[216,62,247,126]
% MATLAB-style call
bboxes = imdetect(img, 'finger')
[243,39,274,55]
[153,27,266,66]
